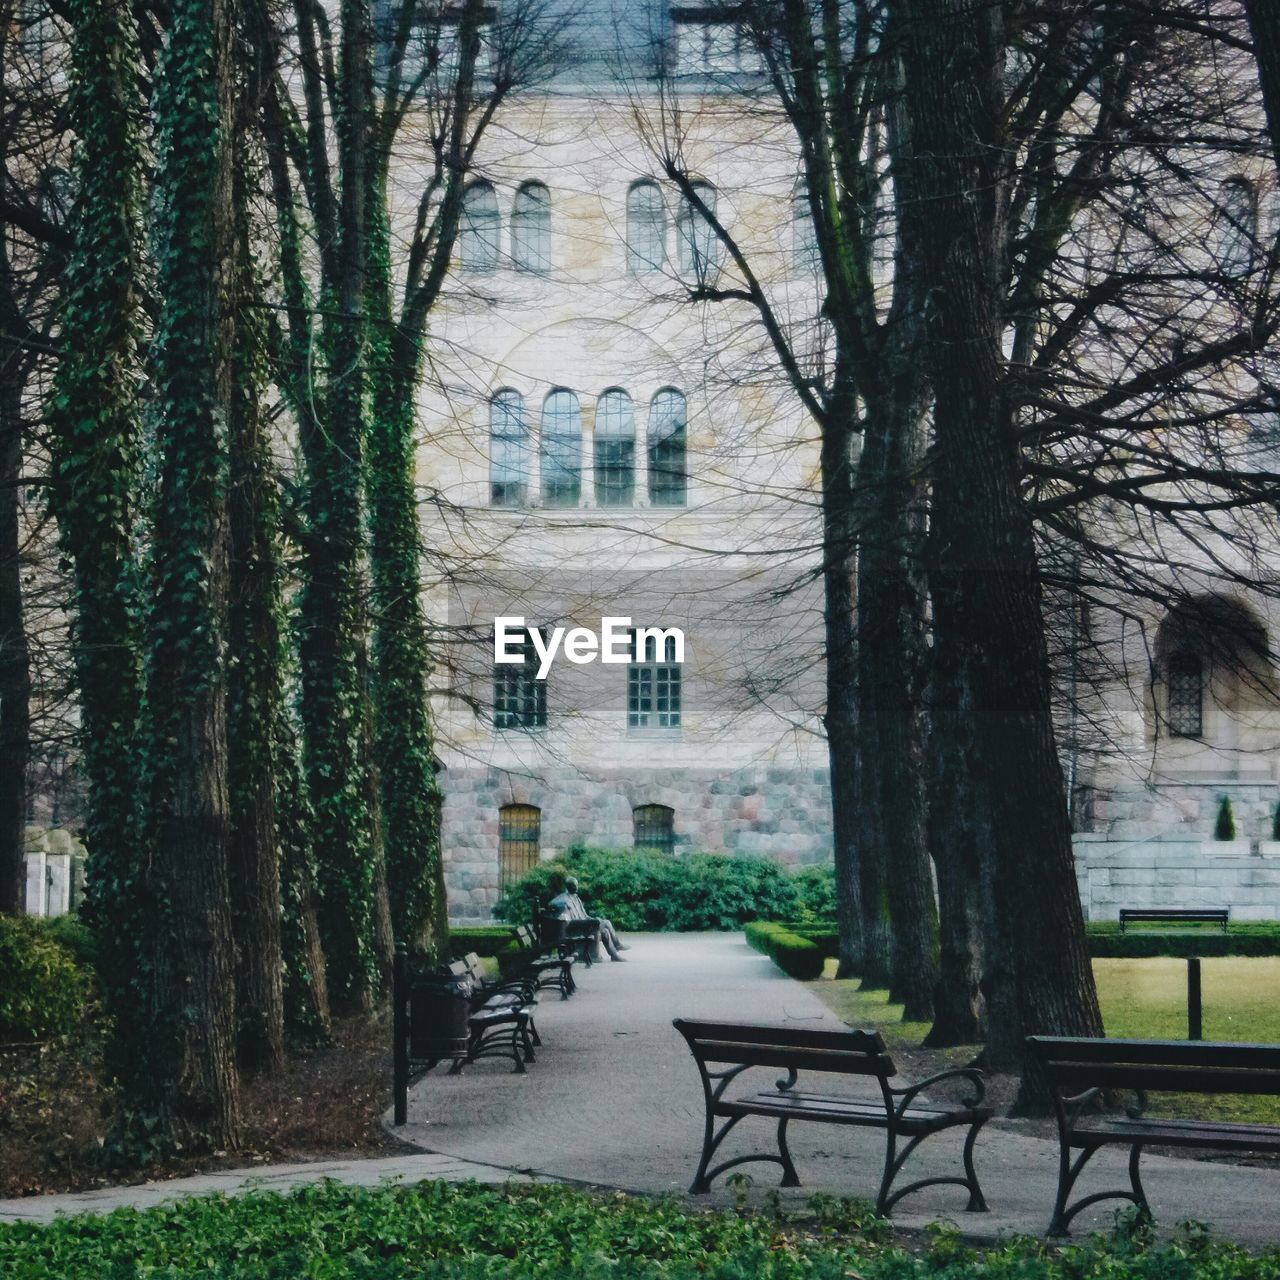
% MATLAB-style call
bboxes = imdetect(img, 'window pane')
[633,804,675,853]
[1218,178,1255,277]
[793,181,818,271]
[677,182,719,279]
[490,390,528,506]
[648,389,687,507]
[627,182,665,274]
[627,630,682,732]
[512,181,551,274]
[1167,654,1203,738]
[541,389,581,507]
[499,804,540,889]
[594,390,635,506]
[460,182,500,273]
[494,628,546,729]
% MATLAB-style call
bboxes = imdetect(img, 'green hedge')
[448,926,521,959]
[0,915,91,1041]
[745,921,826,980]
[495,847,835,934]
[1087,922,1280,958]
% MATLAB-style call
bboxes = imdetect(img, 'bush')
[494,847,810,933]
[0,915,91,1041]
[1087,921,1280,958]
[1215,795,1236,840]
[33,915,97,969]
[745,921,826,980]
[447,926,520,960]
[790,864,837,923]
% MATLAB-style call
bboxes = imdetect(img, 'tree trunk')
[895,0,1102,1098]
[0,255,29,916]
[52,0,150,1086]
[1244,0,1280,175]
[144,0,245,1147]
[821,402,864,979]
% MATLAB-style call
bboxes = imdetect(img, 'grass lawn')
[811,956,1280,1122]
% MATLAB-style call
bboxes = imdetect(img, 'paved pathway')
[4,933,1280,1250]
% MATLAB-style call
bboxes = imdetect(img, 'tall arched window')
[676,181,719,279]
[540,389,581,507]
[648,389,687,507]
[489,390,529,507]
[1218,177,1256,276]
[498,804,540,889]
[793,179,818,271]
[511,181,551,273]
[594,389,635,507]
[626,180,666,274]
[459,181,500,273]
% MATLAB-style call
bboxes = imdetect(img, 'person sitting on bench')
[549,876,628,961]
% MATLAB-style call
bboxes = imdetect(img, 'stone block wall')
[443,764,833,921]
[1073,835,1280,920]
[1079,781,1279,842]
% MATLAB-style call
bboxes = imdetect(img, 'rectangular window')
[494,628,547,730]
[1167,654,1203,739]
[628,631,682,730]
[499,805,540,889]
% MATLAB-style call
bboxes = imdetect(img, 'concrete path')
[394,933,1280,1247]
[4,932,1280,1249]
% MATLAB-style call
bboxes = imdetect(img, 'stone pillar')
[24,850,47,916]
[46,854,71,916]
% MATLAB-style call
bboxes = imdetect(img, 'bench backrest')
[1028,1036,1280,1096]
[674,1018,896,1079]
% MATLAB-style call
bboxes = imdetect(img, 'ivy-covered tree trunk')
[48,0,149,1075]
[225,56,285,1069]
[0,238,29,916]
[896,0,1102,1096]
[297,0,379,1013]
[365,192,446,960]
[144,0,243,1146]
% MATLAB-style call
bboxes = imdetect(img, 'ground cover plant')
[1087,922,1280,958]
[4,1178,1280,1279]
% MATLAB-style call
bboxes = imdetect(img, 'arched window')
[1218,177,1256,276]
[1166,653,1203,738]
[676,181,719,279]
[633,804,675,853]
[511,181,551,274]
[793,179,818,271]
[498,804,540,888]
[594,389,635,507]
[626,180,666,274]
[459,181,500,273]
[648,389,687,507]
[540,389,581,507]
[489,390,528,507]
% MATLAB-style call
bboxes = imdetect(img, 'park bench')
[541,911,598,967]
[1118,908,1228,933]
[445,956,538,1074]
[506,923,576,998]
[1027,1035,1280,1235]
[673,1018,992,1217]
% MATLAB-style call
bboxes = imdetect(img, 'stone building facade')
[405,1,1280,922]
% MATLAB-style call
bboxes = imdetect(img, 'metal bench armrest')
[892,1066,987,1114]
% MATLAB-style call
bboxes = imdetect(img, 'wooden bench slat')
[689,1038,895,1077]
[1049,1063,1280,1094]
[1031,1036,1280,1070]
[676,1018,887,1053]
[1080,1118,1280,1150]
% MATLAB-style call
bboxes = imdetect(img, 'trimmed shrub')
[447,926,519,959]
[745,921,825,980]
[0,915,91,1041]
[1087,922,1280,958]
[1215,795,1236,841]
[494,847,807,932]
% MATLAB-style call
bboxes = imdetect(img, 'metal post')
[393,944,409,1125]
[1187,956,1202,1041]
